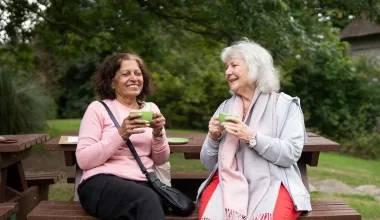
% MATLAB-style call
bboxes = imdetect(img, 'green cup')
[219,113,239,123]
[130,111,153,123]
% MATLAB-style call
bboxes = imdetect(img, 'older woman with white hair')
[197,38,311,220]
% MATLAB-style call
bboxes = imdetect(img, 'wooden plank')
[37,201,84,205]
[25,172,63,180]
[17,161,29,191]
[67,177,75,184]
[5,186,21,201]
[27,201,96,220]
[64,152,76,166]
[298,161,309,191]
[25,172,63,178]
[26,177,62,185]
[28,211,97,220]
[311,200,347,205]
[27,200,360,220]
[299,210,361,219]
[25,172,63,200]
[10,186,41,220]
[0,151,26,169]
[44,133,339,153]
[7,161,28,192]
[73,165,82,201]
[0,202,19,219]
[183,151,321,167]
[302,152,320,167]
[0,168,7,202]
[0,134,49,152]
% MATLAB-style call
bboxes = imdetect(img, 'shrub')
[341,133,380,159]
[0,67,56,134]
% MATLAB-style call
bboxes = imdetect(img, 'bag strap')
[99,101,148,175]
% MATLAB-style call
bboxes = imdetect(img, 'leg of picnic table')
[0,168,8,202]
[9,185,40,220]
[7,161,28,192]
[297,161,309,191]
[74,164,83,201]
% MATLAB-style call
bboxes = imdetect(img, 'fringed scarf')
[201,88,279,220]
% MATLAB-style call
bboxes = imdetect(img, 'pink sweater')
[76,99,170,182]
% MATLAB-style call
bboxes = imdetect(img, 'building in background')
[340,17,380,64]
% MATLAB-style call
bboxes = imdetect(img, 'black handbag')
[99,101,195,216]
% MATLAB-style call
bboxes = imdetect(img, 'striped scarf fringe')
[252,213,273,220]
[224,208,247,220]
[202,210,272,220]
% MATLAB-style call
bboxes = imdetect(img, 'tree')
[1,0,379,145]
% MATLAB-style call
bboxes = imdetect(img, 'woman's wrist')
[243,129,256,143]
[153,130,163,137]
[209,131,223,141]
[153,129,163,141]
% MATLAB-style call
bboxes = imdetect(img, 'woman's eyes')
[225,64,238,69]
[120,71,142,76]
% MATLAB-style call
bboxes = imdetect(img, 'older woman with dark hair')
[197,39,311,220]
[76,53,169,220]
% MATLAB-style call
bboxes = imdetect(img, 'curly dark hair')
[92,53,155,103]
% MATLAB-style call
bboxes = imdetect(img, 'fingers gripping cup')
[130,111,153,123]
[219,113,239,123]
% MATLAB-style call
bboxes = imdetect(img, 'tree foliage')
[1,0,379,156]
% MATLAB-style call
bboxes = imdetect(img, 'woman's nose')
[225,66,233,75]
[129,73,138,81]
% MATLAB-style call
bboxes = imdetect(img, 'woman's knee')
[139,187,162,206]
[273,185,301,220]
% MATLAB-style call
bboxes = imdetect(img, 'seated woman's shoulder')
[278,92,299,101]
[88,100,103,107]
[87,100,112,111]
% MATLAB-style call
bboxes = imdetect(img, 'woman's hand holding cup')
[221,116,255,142]
[151,112,166,137]
[208,116,224,141]
[118,114,150,140]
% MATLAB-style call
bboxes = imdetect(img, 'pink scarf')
[219,89,277,220]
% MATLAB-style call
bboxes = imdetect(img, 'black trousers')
[78,174,166,220]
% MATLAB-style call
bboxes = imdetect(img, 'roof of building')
[340,18,380,40]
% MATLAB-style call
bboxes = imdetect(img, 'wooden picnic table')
[34,133,362,220]
[0,134,50,220]
[44,132,339,196]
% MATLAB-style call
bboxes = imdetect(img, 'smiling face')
[112,60,144,100]
[225,58,255,95]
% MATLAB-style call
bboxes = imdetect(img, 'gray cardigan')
[197,92,312,212]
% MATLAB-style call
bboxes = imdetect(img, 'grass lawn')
[43,119,380,220]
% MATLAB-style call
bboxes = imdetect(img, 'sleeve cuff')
[208,136,220,149]
[254,132,272,155]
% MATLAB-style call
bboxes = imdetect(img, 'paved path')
[310,179,380,201]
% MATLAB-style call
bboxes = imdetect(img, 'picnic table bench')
[0,134,62,220]
[27,132,361,219]
[28,200,360,220]
[0,202,18,220]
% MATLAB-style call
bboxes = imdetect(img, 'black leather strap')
[99,101,148,174]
